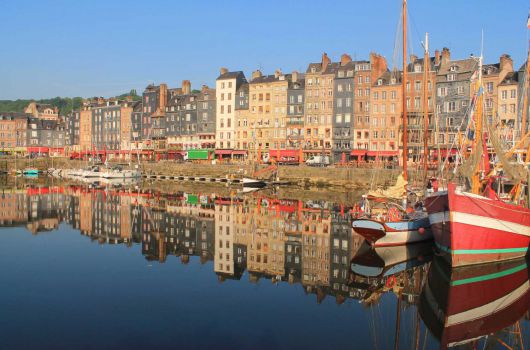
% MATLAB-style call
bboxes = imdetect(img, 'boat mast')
[521,45,530,138]
[402,0,408,182]
[423,32,430,180]
[471,54,484,194]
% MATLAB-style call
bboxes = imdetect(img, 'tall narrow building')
[215,68,247,154]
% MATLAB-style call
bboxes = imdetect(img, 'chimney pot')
[441,47,451,65]
[182,80,191,95]
[434,49,440,65]
[274,69,282,78]
[220,67,228,75]
[321,53,330,72]
[252,70,262,80]
[340,54,352,66]
[291,71,299,83]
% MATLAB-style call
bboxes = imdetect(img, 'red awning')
[27,147,49,153]
[366,151,398,157]
[231,150,247,155]
[215,149,233,155]
[350,150,368,156]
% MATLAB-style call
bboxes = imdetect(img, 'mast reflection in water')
[0,183,528,349]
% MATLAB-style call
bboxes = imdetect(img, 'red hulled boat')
[425,183,530,266]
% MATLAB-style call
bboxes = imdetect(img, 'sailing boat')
[425,34,530,266]
[351,0,432,246]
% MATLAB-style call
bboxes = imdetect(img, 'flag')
[528,12,530,28]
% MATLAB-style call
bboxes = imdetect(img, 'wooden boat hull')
[351,217,432,247]
[420,256,530,348]
[425,183,530,266]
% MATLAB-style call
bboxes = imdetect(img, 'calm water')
[0,180,529,350]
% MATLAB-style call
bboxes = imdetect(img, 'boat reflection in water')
[420,256,530,349]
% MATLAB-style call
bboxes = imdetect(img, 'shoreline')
[1,156,402,191]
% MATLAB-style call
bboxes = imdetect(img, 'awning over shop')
[214,149,233,155]
[367,151,399,157]
[27,147,49,153]
[231,150,247,155]
[350,150,368,156]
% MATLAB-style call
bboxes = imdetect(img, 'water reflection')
[1,183,529,349]
[421,256,530,348]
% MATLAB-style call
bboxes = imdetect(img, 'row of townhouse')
[115,49,526,162]
[3,48,527,162]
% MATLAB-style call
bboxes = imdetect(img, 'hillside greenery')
[0,90,141,116]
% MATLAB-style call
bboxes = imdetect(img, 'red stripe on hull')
[450,222,529,251]
[425,185,530,266]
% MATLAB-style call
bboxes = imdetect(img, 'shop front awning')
[231,150,247,155]
[367,151,399,157]
[27,147,49,153]
[214,149,233,155]
[350,150,368,156]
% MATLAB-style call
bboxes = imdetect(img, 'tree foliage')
[0,91,140,115]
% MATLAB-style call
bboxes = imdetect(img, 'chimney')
[252,70,262,80]
[201,84,209,93]
[409,54,418,64]
[182,80,191,95]
[441,47,450,65]
[321,52,330,72]
[274,69,282,79]
[220,67,228,75]
[159,83,168,110]
[499,54,513,72]
[434,49,440,65]
[370,52,388,78]
[292,71,299,83]
[175,88,183,96]
[340,54,352,66]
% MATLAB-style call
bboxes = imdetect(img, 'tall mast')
[521,47,530,140]
[402,0,408,181]
[423,32,430,179]
[471,55,484,194]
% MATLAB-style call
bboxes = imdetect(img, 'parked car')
[305,155,330,166]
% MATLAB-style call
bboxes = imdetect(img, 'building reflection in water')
[1,184,528,349]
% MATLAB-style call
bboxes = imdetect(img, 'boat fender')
[418,227,425,235]
[388,207,402,222]
[385,276,396,288]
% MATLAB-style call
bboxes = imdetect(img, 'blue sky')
[1,0,528,100]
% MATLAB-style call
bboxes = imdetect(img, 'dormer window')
[391,78,396,84]
[414,64,421,73]
[311,67,316,73]
[377,79,383,86]
[450,66,458,72]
